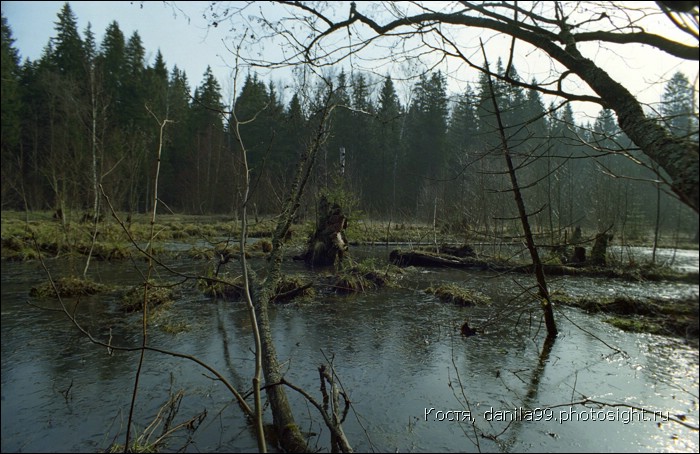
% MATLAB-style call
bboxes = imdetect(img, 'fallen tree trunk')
[389,249,489,269]
[389,249,697,283]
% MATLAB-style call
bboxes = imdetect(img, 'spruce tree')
[373,75,403,214]
[660,71,697,141]
[1,13,23,208]
[51,2,86,81]
[191,66,225,212]
[161,65,192,210]
[402,71,448,217]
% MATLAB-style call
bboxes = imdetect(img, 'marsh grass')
[197,275,245,300]
[329,258,400,294]
[30,276,110,298]
[273,274,315,302]
[552,292,699,341]
[0,211,281,261]
[121,281,176,313]
[425,283,491,307]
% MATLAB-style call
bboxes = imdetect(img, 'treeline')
[1,4,697,241]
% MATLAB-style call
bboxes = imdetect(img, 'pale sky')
[2,1,698,122]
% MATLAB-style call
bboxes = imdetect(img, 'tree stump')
[571,246,586,264]
[590,233,613,266]
[303,195,348,267]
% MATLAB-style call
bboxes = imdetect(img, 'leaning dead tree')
[244,86,347,452]
[230,60,268,451]
[125,108,173,451]
[215,1,699,214]
[480,43,558,338]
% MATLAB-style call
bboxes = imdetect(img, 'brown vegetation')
[426,283,491,307]
[121,282,176,313]
[29,276,109,298]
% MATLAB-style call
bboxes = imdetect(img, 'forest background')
[1,3,698,245]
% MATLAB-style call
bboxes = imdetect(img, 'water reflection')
[1,248,698,452]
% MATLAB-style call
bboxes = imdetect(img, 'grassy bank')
[0,210,296,261]
[3,210,698,262]
[553,293,699,345]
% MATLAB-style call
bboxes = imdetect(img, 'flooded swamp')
[1,245,698,452]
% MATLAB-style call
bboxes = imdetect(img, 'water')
[607,246,699,273]
[1,247,698,452]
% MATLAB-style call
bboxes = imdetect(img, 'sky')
[2,1,698,122]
